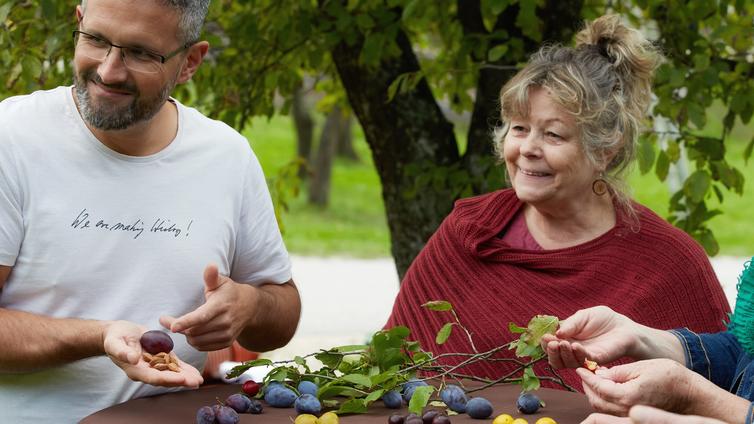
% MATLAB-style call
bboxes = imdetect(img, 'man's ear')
[176,41,209,84]
[75,4,83,23]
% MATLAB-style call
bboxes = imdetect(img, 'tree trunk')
[331,30,460,278]
[292,85,314,179]
[335,112,359,161]
[308,105,342,206]
[331,1,582,279]
[461,0,583,193]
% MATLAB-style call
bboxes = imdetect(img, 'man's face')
[73,0,185,130]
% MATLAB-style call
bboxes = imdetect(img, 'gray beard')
[73,71,173,131]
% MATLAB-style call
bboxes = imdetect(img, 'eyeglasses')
[72,30,192,74]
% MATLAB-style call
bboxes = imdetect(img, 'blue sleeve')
[669,328,743,390]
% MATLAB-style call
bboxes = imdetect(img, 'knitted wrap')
[385,189,731,390]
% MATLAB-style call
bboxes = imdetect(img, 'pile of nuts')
[143,351,181,372]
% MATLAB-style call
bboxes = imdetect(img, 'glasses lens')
[74,32,110,61]
[74,32,161,74]
[122,49,161,74]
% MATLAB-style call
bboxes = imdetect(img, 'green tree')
[2,0,752,278]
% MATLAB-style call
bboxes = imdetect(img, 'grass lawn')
[245,117,391,257]
[246,115,754,258]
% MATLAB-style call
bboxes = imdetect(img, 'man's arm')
[0,265,107,372]
[0,265,203,386]
[236,279,300,352]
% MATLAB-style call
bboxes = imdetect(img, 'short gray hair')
[81,0,209,44]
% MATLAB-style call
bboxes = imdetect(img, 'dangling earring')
[592,173,608,196]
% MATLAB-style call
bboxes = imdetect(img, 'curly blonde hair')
[495,14,662,215]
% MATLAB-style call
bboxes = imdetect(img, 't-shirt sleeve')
[229,151,292,285]
[0,140,23,266]
[669,328,742,390]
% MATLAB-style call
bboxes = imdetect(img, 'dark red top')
[500,208,542,250]
[385,189,730,390]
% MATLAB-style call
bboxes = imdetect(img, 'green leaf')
[0,3,11,23]
[508,322,527,334]
[364,389,385,403]
[402,0,421,21]
[370,371,399,386]
[39,0,56,19]
[294,356,307,366]
[638,136,656,174]
[684,170,710,203]
[435,323,453,345]
[526,315,559,339]
[337,398,369,414]
[386,326,411,339]
[422,300,453,311]
[697,228,720,256]
[655,150,670,181]
[666,140,681,162]
[744,136,754,165]
[355,13,375,30]
[267,367,290,382]
[487,44,508,62]
[224,358,273,378]
[335,344,369,352]
[341,373,373,388]
[408,385,434,415]
[511,315,559,358]
[319,385,367,399]
[516,0,541,41]
[315,352,343,369]
[520,366,540,392]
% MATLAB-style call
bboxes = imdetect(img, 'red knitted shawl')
[385,189,730,390]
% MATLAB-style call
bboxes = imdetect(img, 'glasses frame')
[72,30,193,72]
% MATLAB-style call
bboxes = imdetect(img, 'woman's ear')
[598,135,623,171]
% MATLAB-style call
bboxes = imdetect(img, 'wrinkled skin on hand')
[104,320,203,388]
[578,359,697,417]
[580,405,728,424]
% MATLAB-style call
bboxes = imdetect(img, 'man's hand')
[160,264,255,351]
[578,358,699,417]
[103,321,203,388]
[541,306,642,369]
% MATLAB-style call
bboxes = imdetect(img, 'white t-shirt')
[0,86,292,423]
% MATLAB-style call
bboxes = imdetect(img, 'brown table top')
[81,383,591,423]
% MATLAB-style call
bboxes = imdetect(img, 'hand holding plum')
[103,321,203,388]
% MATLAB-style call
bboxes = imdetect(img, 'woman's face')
[503,87,601,211]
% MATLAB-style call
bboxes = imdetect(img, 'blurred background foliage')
[1,0,752,276]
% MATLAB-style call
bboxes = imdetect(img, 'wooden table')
[81,383,592,423]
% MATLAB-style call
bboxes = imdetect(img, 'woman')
[385,14,730,389]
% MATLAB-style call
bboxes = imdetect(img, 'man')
[0,0,301,421]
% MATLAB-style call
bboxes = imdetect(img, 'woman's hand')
[579,358,701,417]
[627,405,728,424]
[580,405,729,424]
[541,306,643,368]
